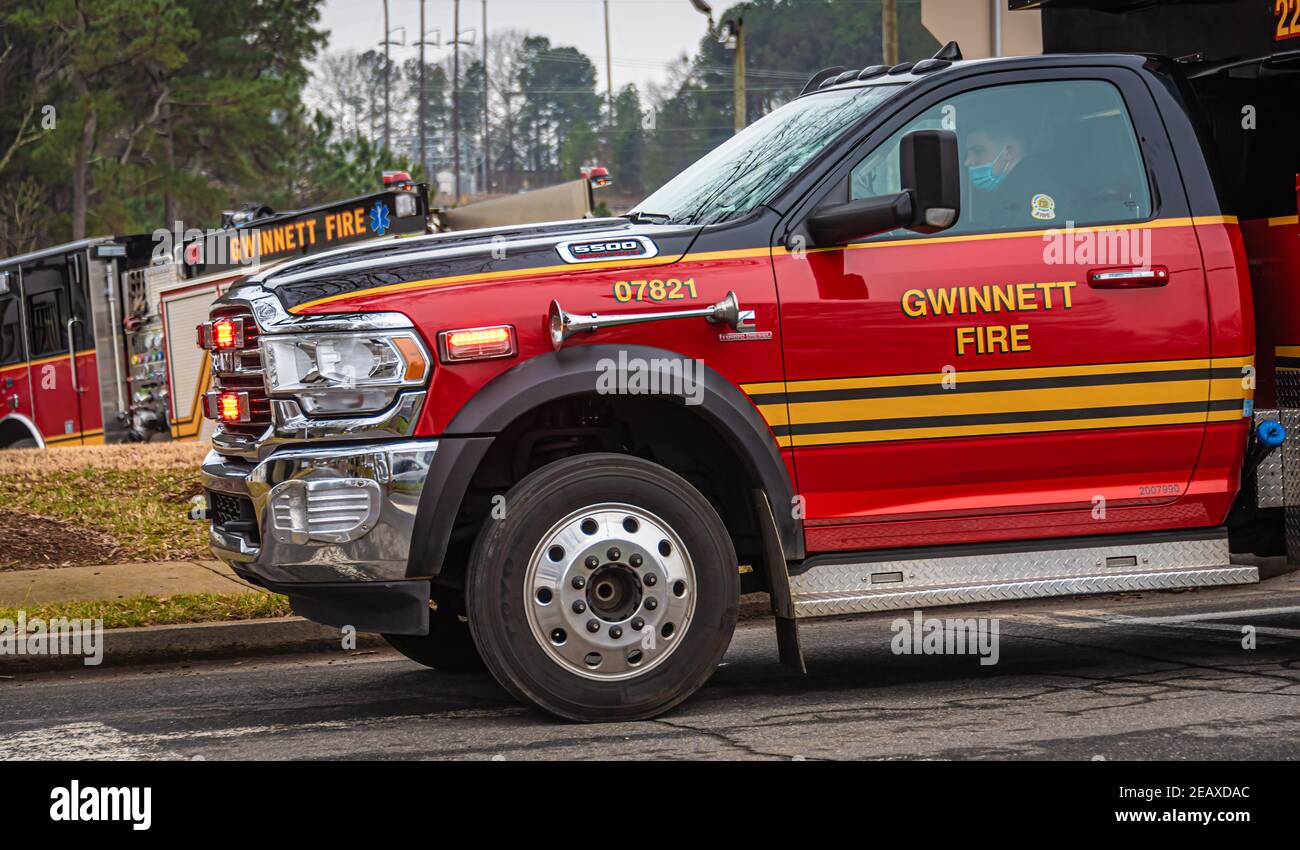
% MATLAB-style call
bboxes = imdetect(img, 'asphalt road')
[4,572,1300,760]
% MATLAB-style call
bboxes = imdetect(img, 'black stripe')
[770,398,1242,438]
[749,366,1244,406]
[1276,356,1300,370]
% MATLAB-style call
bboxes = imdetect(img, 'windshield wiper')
[623,211,672,224]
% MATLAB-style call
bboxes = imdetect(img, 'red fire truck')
[197,0,1300,722]
[0,183,428,448]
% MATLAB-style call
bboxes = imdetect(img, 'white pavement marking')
[0,707,530,760]
[1123,621,1300,639]
[132,706,528,744]
[1109,605,1300,625]
[0,722,176,761]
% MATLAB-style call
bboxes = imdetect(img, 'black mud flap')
[752,490,806,673]
[279,579,432,636]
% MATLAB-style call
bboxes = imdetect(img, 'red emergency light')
[383,170,416,191]
[203,390,250,423]
[197,318,245,350]
[582,165,612,189]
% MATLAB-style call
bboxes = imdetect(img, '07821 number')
[613,277,698,303]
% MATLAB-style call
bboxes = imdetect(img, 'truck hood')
[247,216,702,313]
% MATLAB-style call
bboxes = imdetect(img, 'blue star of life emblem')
[368,201,391,236]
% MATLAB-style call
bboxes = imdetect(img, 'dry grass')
[0,592,292,629]
[0,443,210,568]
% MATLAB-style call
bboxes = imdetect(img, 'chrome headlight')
[262,331,430,415]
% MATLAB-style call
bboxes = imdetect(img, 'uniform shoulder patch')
[1030,193,1056,221]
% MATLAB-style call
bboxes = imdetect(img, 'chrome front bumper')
[201,439,437,584]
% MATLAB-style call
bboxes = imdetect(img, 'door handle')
[67,317,84,394]
[1087,265,1169,288]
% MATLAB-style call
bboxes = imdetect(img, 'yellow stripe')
[1268,215,1299,227]
[783,378,1242,426]
[0,349,96,373]
[45,427,105,445]
[786,410,1238,448]
[752,355,1252,447]
[773,215,1230,258]
[289,216,1230,314]
[1276,345,1300,358]
[742,355,1252,397]
[171,355,212,438]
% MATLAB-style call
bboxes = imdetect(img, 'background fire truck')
[0,180,430,448]
[0,163,617,449]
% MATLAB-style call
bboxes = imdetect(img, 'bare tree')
[0,177,45,256]
[309,50,387,143]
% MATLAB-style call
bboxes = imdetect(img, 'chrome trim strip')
[227,287,414,333]
[791,567,1258,618]
[268,391,425,442]
[789,534,1244,618]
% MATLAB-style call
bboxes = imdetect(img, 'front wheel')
[467,453,739,722]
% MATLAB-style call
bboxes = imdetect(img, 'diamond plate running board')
[789,534,1256,619]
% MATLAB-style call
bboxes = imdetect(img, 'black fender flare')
[406,343,803,577]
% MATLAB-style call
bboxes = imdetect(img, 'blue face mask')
[968,147,1010,191]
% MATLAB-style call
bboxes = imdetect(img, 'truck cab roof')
[802,51,1169,99]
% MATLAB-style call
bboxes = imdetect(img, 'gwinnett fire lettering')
[899,281,1077,356]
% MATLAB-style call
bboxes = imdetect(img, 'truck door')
[23,255,92,446]
[0,270,38,445]
[773,70,1233,550]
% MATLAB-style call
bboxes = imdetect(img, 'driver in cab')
[962,115,1075,231]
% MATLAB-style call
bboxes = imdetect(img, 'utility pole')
[383,0,391,150]
[604,0,613,156]
[720,13,744,133]
[882,0,898,65]
[453,0,461,202]
[483,0,490,192]
[732,15,744,133]
[991,0,1003,57]
[418,0,426,181]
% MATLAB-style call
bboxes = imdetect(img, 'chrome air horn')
[548,291,754,350]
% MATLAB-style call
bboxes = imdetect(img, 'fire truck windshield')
[631,84,900,227]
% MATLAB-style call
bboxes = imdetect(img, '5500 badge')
[556,235,659,264]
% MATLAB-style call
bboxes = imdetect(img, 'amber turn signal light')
[438,325,517,363]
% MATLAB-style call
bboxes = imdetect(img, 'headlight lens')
[262,332,429,415]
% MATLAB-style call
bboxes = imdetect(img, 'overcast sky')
[318,0,714,92]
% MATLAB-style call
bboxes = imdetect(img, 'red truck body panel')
[293,214,1255,556]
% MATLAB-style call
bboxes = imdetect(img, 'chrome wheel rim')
[524,502,696,681]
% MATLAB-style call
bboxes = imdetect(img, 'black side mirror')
[806,128,960,246]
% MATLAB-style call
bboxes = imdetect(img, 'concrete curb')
[0,616,384,673]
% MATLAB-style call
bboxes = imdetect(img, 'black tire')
[382,602,486,673]
[7,438,38,449]
[467,453,739,722]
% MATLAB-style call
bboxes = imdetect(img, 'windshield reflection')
[631,84,900,226]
